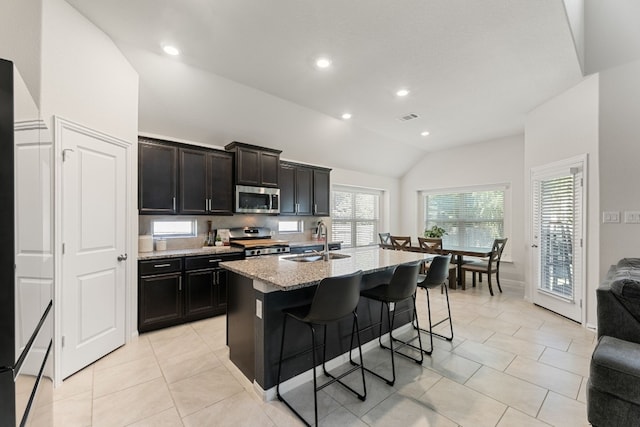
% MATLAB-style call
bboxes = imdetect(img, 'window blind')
[331,187,381,248]
[423,188,505,247]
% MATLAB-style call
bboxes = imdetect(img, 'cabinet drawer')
[185,253,244,270]
[139,258,182,275]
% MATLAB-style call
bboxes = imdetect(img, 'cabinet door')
[208,152,233,214]
[236,147,260,186]
[138,273,182,332]
[214,268,228,312]
[279,163,296,215]
[295,166,313,215]
[139,142,177,214]
[180,149,207,214]
[313,168,331,216]
[184,269,216,320]
[260,151,280,187]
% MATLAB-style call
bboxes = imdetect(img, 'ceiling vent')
[397,112,419,122]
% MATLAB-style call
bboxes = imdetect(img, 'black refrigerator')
[0,58,53,426]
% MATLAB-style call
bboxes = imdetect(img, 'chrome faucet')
[317,220,330,261]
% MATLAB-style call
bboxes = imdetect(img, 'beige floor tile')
[538,322,596,343]
[318,406,370,427]
[505,356,582,398]
[362,391,458,427]
[577,377,587,404]
[539,347,590,377]
[145,323,193,343]
[472,316,521,336]
[53,365,94,402]
[168,365,244,417]
[452,340,516,371]
[440,321,495,344]
[466,366,547,417]
[496,310,544,329]
[92,377,174,427]
[390,356,443,398]
[424,350,481,384]
[182,391,274,427]
[158,346,222,384]
[484,332,546,360]
[567,338,598,358]
[538,391,589,427]
[418,377,507,427]
[93,336,154,371]
[496,407,550,427]
[52,391,92,427]
[93,355,162,398]
[262,400,307,427]
[127,407,183,427]
[513,327,572,351]
[277,382,342,425]
[149,327,210,361]
[323,369,393,418]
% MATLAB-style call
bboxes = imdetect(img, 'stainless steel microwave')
[235,185,280,214]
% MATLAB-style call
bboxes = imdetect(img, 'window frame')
[418,183,511,260]
[151,219,198,238]
[331,185,383,248]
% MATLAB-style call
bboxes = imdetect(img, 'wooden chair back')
[390,235,412,250]
[488,238,508,268]
[417,237,443,254]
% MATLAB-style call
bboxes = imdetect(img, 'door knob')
[117,254,128,261]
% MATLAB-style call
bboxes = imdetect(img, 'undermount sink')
[284,253,351,263]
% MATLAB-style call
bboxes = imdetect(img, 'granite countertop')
[220,247,428,291]
[138,246,244,260]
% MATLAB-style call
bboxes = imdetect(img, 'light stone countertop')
[220,247,428,292]
[288,240,342,247]
[138,246,244,260]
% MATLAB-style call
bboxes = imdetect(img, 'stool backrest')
[387,261,421,301]
[306,270,364,323]
[421,254,452,287]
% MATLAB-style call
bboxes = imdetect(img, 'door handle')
[531,244,538,248]
[117,254,128,261]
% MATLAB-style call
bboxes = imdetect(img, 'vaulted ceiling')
[66,0,583,177]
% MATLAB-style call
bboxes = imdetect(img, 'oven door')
[235,185,280,214]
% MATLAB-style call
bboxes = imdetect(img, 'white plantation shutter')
[331,187,381,248]
[532,168,583,301]
[423,188,505,247]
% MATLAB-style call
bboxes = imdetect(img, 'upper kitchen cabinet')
[139,138,178,214]
[279,161,331,216]
[225,141,281,188]
[179,148,233,215]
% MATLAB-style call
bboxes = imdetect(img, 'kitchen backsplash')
[139,214,331,250]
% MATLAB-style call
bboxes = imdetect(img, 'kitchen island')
[220,247,428,396]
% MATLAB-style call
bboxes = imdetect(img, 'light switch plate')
[624,211,640,224]
[603,211,620,223]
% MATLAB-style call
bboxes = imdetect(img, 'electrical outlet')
[256,299,263,319]
[624,211,640,224]
[603,211,620,223]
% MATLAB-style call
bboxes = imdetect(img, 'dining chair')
[417,237,442,254]
[276,270,366,426]
[378,232,392,249]
[390,235,412,250]
[461,238,508,296]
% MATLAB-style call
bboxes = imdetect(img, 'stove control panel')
[246,246,290,257]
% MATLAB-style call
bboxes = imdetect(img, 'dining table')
[383,244,493,289]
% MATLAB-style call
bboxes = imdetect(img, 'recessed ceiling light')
[315,57,332,69]
[421,131,430,136]
[163,45,180,56]
[341,113,352,120]
[396,89,410,97]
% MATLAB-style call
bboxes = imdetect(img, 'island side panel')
[227,272,256,382]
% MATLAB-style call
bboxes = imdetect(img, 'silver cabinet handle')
[178,277,182,291]
[172,197,176,211]
[209,259,222,263]
[117,254,128,262]
[154,263,171,268]
[314,204,317,214]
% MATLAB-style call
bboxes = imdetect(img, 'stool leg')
[310,325,318,427]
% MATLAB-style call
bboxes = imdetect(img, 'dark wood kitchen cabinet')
[279,161,331,216]
[138,252,243,333]
[179,148,233,215]
[138,139,178,214]
[225,141,281,188]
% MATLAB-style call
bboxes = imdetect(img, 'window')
[152,220,197,237]
[278,220,303,233]
[421,185,508,248]
[331,186,381,248]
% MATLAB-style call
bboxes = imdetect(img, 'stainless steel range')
[229,227,290,257]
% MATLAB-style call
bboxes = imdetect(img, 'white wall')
[0,0,42,106]
[563,0,585,73]
[524,74,600,327]
[400,135,525,285]
[598,59,640,276]
[40,0,138,144]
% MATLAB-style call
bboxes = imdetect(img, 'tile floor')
[52,281,595,426]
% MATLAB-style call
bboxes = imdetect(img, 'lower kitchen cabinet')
[138,252,243,333]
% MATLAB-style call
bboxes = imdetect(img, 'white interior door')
[60,121,127,379]
[531,157,585,323]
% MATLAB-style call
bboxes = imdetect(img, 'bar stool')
[352,261,423,386]
[276,270,366,426]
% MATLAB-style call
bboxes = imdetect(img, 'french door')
[531,157,585,323]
